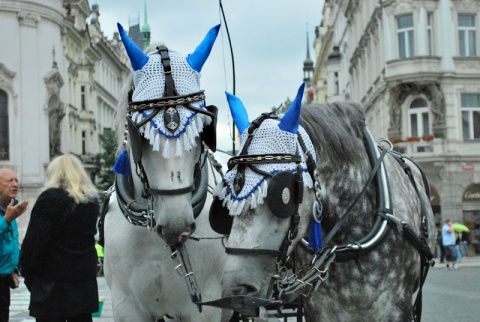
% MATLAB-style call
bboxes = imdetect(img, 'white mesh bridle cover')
[213,119,316,216]
[130,50,212,158]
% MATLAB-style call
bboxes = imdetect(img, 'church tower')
[141,0,151,49]
[303,29,315,103]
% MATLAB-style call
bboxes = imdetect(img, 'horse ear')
[117,23,149,71]
[187,24,221,73]
[278,83,305,134]
[225,92,250,134]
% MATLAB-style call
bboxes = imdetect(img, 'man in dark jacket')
[0,168,28,322]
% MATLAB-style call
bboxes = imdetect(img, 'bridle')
[220,112,316,266]
[116,45,217,229]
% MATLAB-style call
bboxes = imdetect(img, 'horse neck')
[315,148,377,239]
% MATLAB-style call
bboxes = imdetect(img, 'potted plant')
[422,134,434,142]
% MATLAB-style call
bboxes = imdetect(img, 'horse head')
[209,83,318,300]
[114,23,220,246]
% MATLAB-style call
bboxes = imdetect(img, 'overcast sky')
[95,0,325,152]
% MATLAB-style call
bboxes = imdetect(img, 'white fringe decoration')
[175,138,183,157]
[262,180,268,198]
[196,115,204,133]
[236,199,246,216]
[186,126,197,147]
[191,116,200,138]
[153,134,160,151]
[149,127,156,144]
[183,131,192,151]
[162,139,170,159]
[250,192,257,209]
[144,122,151,140]
[257,189,264,204]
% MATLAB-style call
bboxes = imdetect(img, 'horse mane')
[115,41,166,151]
[299,101,367,165]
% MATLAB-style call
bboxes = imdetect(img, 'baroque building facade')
[0,0,130,240]
[313,0,480,252]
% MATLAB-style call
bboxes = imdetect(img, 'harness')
[203,113,434,321]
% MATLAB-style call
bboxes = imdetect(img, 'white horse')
[102,23,231,321]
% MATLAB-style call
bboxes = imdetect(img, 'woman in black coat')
[20,155,100,322]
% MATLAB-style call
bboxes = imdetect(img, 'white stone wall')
[0,0,129,241]
[313,0,480,226]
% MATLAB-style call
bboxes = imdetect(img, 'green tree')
[271,97,292,116]
[96,129,118,191]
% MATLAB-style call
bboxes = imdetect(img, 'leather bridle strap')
[225,247,281,257]
[146,185,195,196]
[158,45,176,97]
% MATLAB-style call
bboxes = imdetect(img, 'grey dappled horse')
[207,84,435,321]
[103,23,230,321]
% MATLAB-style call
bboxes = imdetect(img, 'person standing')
[442,218,458,270]
[20,155,100,322]
[0,168,28,322]
[436,229,445,263]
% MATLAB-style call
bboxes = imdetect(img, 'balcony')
[385,56,442,82]
[391,136,437,160]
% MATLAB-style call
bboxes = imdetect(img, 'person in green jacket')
[0,168,28,322]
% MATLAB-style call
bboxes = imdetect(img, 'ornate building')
[313,0,480,248]
[0,0,130,239]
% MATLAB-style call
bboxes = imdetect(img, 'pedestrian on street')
[20,155,100,322]
[0,168,28,322]
[436,229,445,263]
[442,218,458,270]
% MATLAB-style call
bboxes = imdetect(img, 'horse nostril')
[232,284,258,296]
[179,232,190,243]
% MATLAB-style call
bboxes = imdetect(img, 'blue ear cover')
[187,24,221,72]
[117,23,149,71]
[225,91,250,134]
[278,83,305,134]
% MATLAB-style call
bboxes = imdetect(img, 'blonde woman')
[20,155,100,322]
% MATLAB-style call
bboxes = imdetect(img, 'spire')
[303,26,314,83]
[303,24,315,103]
[141,0,151,49]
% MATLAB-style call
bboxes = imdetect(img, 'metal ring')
[312,201,322,224]
[377,138,393,152]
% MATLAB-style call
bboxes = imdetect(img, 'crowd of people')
[0,155,100,322]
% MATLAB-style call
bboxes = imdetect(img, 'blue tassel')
[308,220,323,252]
[308,203,323,252]
[112,149,131,176]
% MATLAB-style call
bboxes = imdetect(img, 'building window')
[0,90,9,160]
[397,14,415,58]
[458,14,477,56]
[408,98,430,137]
[82,131,86,154]
[427,12,434,55]
[461,93,480,140]
[81,85,86,110]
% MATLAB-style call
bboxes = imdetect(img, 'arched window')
[408,98,430,137]
[0,90,9,160]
